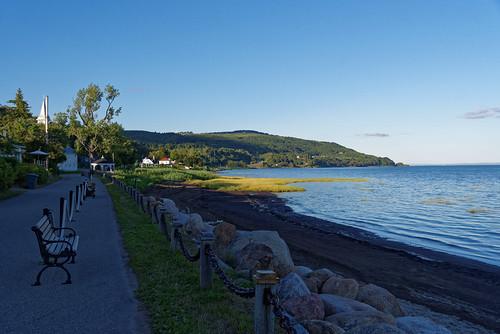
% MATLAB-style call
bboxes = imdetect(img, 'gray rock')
[326,310,395,331]
[302,320,345,334]
[306,268,339,288]
[356,284,404,317]
[214,222,236,247]
[161,198,179,215]
[282,293,325,321]
[321,294,377,316]
[173,212,189,226]
[235,242,273,275]
[396,316,452,334]
[304,276,323,293]
[295,265,313,277]
[228,230,294,278]
[321,277,359,299]
[273,272,310,303]
[183,213,210,237]
[345,323,405,334]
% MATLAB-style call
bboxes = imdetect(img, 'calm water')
[220,166,500,266]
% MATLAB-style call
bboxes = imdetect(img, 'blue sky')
[1,0,500,164]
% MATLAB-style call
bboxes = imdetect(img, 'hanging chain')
[174,229,201,262]
[267,291,300,334]
[205,245,256,298]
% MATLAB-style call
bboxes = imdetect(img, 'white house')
[91,157,115,172]
[57,147,78,172]
[158,156,174,166]
[141,157,154,167]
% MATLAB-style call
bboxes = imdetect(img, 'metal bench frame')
[31,208,79,286]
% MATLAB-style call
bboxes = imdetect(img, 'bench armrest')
[53,227,77,236]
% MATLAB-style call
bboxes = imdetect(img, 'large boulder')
[161,198,179,216]
[282,293,325,321]
[356,284,404,317]
[345,323,405,334]
[235,242,273,275]
[228,230,294,277]
[183,213,213,238]
[303,276,323,293]
[306,268,339,289]
[214,222,236,247]
[325,310,395,332]
[396,316,452,334]
[321,277,359,299]
[302,320,345,334]
[273,272,310,303]
[294,265,313,278]
[173,212,190,226]
[321,294,376,316]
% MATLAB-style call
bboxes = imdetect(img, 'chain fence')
[174,229,201,262]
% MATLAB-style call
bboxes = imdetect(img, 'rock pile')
[157,197,452,334]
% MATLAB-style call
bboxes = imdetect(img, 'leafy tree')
[67,83,125,162]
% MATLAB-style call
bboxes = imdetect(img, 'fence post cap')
[254,270,279,285]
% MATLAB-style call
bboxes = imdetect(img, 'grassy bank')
[0,189,24,201]
[104,180,253,334]
[114,167,367,192]
[188,176,367,192]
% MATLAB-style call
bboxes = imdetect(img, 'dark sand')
[148,184,500,332]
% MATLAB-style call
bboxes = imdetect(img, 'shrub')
[16,163,49,186]
[0,158,17,191]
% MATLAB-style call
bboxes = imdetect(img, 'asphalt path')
[0,175,148,333]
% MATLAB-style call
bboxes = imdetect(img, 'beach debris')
[345,323,405,334]
[321,277,359,299]
[396,316,452,334]
[282,293,325,321]
[325,310,395,331]
[321,294,377,317]
[302,319,345,334]
[272,272,311,303]
[294,265,313,278]
[356,284,405,317]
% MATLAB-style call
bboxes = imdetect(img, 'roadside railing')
[106,174,305,334]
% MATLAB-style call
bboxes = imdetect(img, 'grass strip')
[105,181,253,334]
[187,176,368,192]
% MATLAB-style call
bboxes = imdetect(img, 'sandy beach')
[148,183,500,332]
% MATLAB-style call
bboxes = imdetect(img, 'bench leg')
[32,265,51,286]
[59,264,72,284]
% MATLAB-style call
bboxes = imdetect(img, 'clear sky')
[1,0,500,165]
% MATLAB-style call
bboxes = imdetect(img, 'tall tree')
[68,83,130,162]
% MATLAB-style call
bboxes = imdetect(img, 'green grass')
[105,181,253,334]
[113,168,216,191]
[0,189,24,201]
[188,176,368,192]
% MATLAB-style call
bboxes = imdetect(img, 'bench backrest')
[31,209,58,261]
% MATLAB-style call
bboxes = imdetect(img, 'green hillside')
[125,130,395,168]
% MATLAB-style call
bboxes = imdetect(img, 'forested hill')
[125,130,395,168]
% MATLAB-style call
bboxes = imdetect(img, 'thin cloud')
[463,108,500,119]
[361,133,390,138]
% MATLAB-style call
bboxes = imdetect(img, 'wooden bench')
[31,208,79,286]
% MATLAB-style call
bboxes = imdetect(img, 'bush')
[0,158,17,191]
[16,163,49,186]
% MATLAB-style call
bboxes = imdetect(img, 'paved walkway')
[0,175,148,334]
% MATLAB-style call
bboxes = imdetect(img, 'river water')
[220,165,500,266]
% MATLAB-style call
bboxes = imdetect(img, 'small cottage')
[91,157,115,172]
[158,156,174,166]
[141,157,154,167]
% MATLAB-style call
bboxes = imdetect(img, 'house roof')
[159,156,170,161]
[93,157,113,164]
